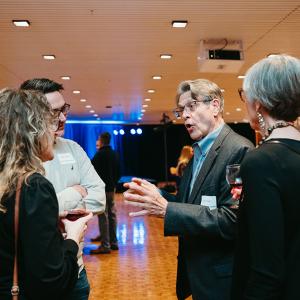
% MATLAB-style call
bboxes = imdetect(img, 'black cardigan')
[0,173,79,300]
[231,139,300,300]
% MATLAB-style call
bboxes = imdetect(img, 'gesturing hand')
[123,178,168,218]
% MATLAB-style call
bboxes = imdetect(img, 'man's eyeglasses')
[49,118,60,132]
[173,98,212,119]
[238,88,246,102]
[53,103,71,116]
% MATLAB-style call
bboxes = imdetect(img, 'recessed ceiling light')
[43,55,56,60]
[172,20,188,28]
[12,20,30,27]
[85,105,92,108]
[225,112,230,115]
[61,76,71,80]
[73,90,80,94]
[142,104,148,108]
[144,98,151,102]
[93,114,98,117]
[234,121,238,124]
[138,117,142,120]
[237,75,245,79]
[80,99,87,102]
[152,75,162,80]
[236,108,242,112]
[90,110,95,113]
[141,109,146,113]
[160,54,172,60]
[243,118,249,123]
[147,89,155,93]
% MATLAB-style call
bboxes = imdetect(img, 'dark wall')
[117,123,255,182]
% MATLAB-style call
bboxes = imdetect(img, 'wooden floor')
[83,193,179,300]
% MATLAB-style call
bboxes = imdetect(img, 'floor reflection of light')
[133,221,145,245]
[117,223,127,245]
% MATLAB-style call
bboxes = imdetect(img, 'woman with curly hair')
[0,89,92,300]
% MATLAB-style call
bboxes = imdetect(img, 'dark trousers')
[98,190,118,248]
[66,268,90,300]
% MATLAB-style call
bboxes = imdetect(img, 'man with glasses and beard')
[21,78,106,300]
[124,79,254,300]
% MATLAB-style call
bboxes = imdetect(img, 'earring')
[256,112,267,144]
[257,112,265,132]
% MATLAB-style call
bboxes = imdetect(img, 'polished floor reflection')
[83,193,179,300]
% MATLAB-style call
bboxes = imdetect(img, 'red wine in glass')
[65,209,88,221]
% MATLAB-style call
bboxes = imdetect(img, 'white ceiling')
[0,0,299,124]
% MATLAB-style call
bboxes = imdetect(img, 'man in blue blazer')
[124,79,253,300]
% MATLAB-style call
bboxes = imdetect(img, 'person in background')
[96,139,101,151]
[20,78,106,300]
[124,79,254,300]
[231,54,300,300]
[0,89,92,300]
[90,132,120,254]
[170,145,193,188]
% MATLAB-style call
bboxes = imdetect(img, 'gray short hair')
[176,79,224,113]
[243,54,300,121]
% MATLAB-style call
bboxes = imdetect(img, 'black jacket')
[92,145,120,192]
[0,174,79,300]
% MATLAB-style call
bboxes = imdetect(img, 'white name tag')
[57,153,76,165]
[201,195,217,210]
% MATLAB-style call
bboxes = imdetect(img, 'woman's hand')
[123,178,168,218]
[61,212,93,245]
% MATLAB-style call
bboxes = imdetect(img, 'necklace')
[258,121,292,145]
[267,121,292,136]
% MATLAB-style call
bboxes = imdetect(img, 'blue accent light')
[113,130,119,135]
[67,119,126,125]
[130,129,136,135]
[119,129,125,135]
[137,128,142,135]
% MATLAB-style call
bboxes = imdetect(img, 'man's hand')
[72,185,87,198]
[123,178,168,218]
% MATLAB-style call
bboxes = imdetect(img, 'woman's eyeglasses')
[238,88,246,102]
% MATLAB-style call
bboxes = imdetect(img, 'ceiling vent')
[197,39,244,73]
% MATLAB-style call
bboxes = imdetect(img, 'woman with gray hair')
[231,54,300,299]
[0,89,92,300]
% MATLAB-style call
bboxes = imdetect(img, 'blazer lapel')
[187,124,231,204]
[178,160,193,203]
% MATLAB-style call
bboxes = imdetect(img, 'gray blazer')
[164,124,254,300]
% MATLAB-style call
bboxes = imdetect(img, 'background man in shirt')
[91,132,120,254]
[124,79,254,300]
[21,78,106,300]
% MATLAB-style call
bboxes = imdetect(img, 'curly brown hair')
[0,89,55,212]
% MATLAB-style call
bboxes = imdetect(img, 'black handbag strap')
[11,177,23,300]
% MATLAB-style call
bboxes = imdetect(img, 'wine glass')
[64,199,87,221]
[226,164,242,188]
